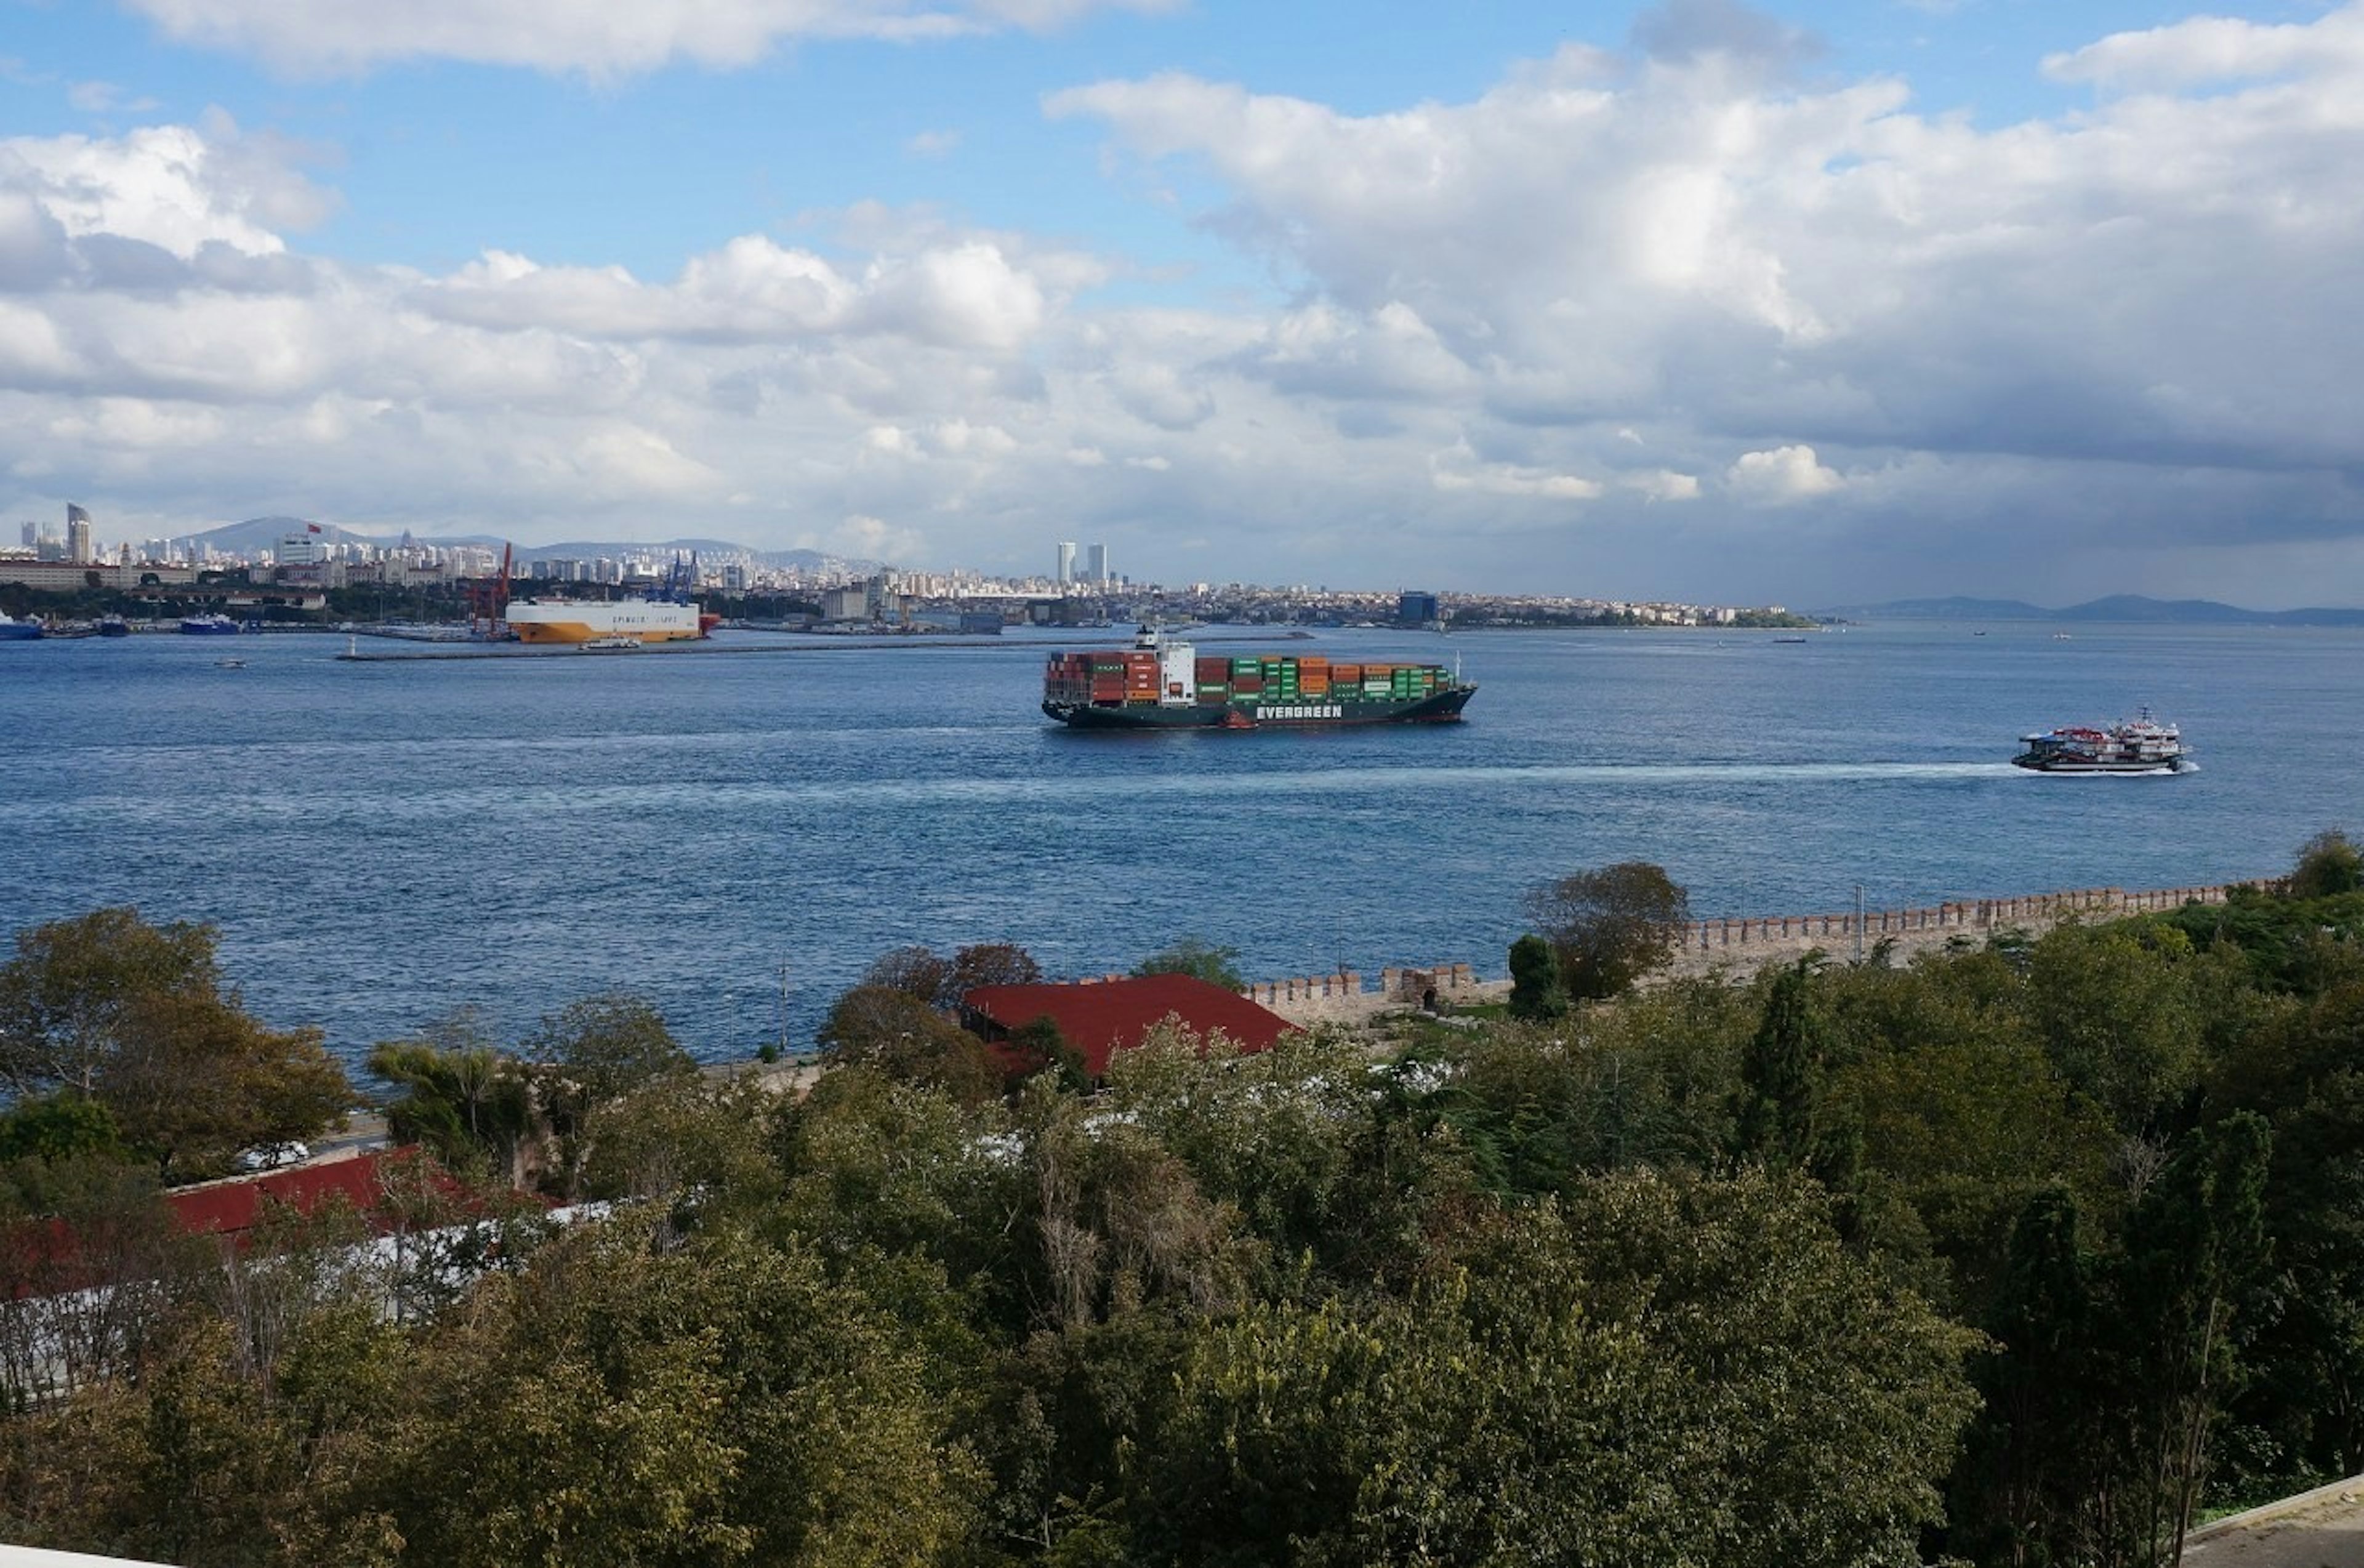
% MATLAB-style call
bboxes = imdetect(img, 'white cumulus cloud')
[1727,444,1843,504]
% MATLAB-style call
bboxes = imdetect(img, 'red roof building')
[166,1151,405,1242]
[962,973,1300,1079]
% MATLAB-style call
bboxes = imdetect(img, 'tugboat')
[2014,708,2192,773]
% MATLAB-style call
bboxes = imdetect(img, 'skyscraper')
[65,504,92,565]
[1085,543,1108,585]
[1056,541,1076,584]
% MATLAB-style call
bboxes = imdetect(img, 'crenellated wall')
[1242,880,2274,1024]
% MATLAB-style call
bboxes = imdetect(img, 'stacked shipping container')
[1048,648,1449,711]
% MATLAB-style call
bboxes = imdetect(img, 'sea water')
[1,621,2354,1065]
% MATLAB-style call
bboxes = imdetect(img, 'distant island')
[1817,593,2364,627]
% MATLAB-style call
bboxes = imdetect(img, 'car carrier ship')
[1042,627,1475,730]
[504,598,710,645]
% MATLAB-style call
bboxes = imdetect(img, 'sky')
[3,0,2360,608]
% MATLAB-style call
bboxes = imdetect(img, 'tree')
[100,989,352,1180]
[2288,828,2364,900]
[1000,1015,1090,1094]
[1528,861,1691,1001]
[0,909,351,1180]
[371,1224,986,1567]
[861,945,954,1007]
[1128,1174,1979,1568]
[815,985,1000,1103]
[862,943,1045,1010]
[524,991,694,1112]
[1132,937,1248,992]
[368,1006,534,1175]
[1731,957,1849,1182]
[0,1093,121,1164]
[0,907,221,1098]
[946,941,1043,1000]
[1505,933,1569,1021]
[2117,1112,2275,1566]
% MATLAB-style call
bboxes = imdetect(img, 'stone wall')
[1244,880,2272,1024]
[1665,881,2267,975]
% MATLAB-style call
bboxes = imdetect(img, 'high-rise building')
[18,521,34,549]
[1056,541,1076,584]
[1085,543,1108,585]
[65,504,92,565]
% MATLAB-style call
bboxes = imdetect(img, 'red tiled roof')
[166,1152,401,1239]
[963,973,1298,1078]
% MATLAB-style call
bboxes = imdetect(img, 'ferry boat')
[1043,626,1474,730]
[179,613,241,635]
[0,611,42,641]
[2014,708,2192,773]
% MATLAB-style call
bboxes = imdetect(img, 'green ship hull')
[1044,685,1475,730]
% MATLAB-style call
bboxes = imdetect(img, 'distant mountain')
[1820,594,2364,627]
[187,518,869,575]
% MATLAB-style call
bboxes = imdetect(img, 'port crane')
[465,542,513,640]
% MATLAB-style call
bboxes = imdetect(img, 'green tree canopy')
[524,991,695,1112]
[0,907,222,1098]
[815,986,1000,1103]
[1131,938,1248,992]
[1506,933,1569,1021]
[1528,861,1691,1001]
[0,909,351,1181]
[2288,828,2364,900]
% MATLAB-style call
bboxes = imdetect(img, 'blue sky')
[4,0,2360,605]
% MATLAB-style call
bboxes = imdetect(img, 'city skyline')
[6,2,2364,608]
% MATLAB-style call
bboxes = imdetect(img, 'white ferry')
[2014,708,2192,773]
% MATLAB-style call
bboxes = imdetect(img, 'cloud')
[1726,444,1842,503]
[0,117,336,263]
[68,81,165,115]
[1628,0,1825,72]
[120,0,1187,78]
[15,7,2364,603]
[1430,444,1606,501]
[1622,468,1701,502]
[2044,9,2364,92]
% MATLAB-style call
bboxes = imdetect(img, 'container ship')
[1042,627,1474,730]
[504,598,709,645]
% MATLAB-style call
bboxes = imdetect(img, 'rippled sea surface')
[4,621,2357,1066]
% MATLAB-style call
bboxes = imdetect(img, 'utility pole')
[778,960,792,1059]
[1854,884,1866,962]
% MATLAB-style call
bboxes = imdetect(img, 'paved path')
[2184,1478,2364,1567]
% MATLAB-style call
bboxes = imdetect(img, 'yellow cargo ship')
[504,598,705,645]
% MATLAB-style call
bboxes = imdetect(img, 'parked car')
[236,1141,309,1172]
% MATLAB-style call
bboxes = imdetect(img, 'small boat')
[214,657,247,669]
[96,615,131,637]
[581,635,646,651]
[2014,707,2191,773]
